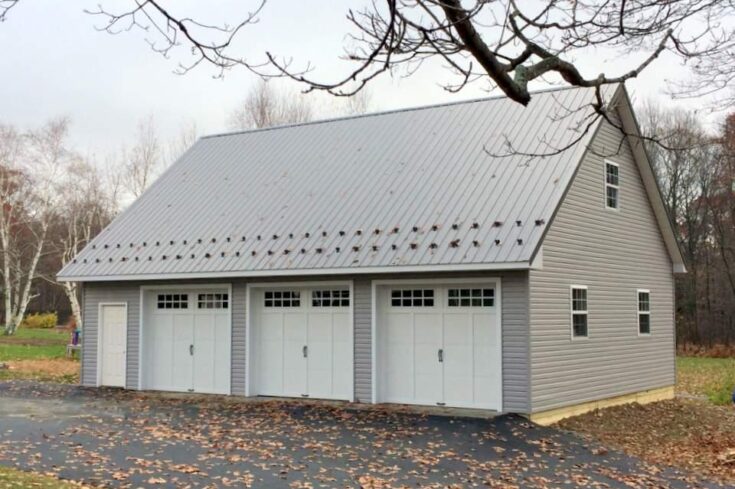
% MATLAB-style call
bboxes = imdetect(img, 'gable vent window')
[605,161,620,209]
[448,288,494,307]
[198,293,229,309]
[638,290,651,335]
[312,289,350,307]
[157,293,189,309]
[570,286,588,338]
[264,290,300,308]
[391,289,434,307]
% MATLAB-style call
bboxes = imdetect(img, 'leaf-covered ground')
[558,399,735,486]
[0,382,728,489]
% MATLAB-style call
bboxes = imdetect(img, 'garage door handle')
[438,349,443,363]
[302,345,308,358]
[189,344,194,356]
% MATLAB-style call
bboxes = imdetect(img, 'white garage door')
[377,282,502,410]
[142,289,231,394]
[250,286,352,401]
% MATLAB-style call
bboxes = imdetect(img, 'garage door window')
[391,289,434,307]
[157,293,189,309]
[448,288,494,307]
[312,290,350,307]
[198,293,229,309]
[264,291,300,308]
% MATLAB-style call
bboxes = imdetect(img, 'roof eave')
[56,260,533,283]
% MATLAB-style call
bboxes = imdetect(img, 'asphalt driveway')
[0,381,728,488]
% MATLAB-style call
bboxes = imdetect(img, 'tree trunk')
[63,281,82,330]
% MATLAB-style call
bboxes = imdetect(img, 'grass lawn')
[0,328,68,360]
[558,356,735,484]
[0,466,83,488]
[0,328,78,383]
[677,356,735,404]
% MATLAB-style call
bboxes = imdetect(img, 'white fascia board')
[57,261,531,283]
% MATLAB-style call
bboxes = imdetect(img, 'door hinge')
[302,345,308,358]
[189,344,194,356]
[438,348,444,363]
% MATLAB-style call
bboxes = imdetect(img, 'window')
[312,289,350,307]
[264,290,300,308]
[390,289,434,307]
[638,290,651,335]
[157,293,188,309]
[605,161,620,209]
[448,288,494,307]
[570,286,588,338]
[198,293,229,309]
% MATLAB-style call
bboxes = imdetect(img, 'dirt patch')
[7,359,79,377]
[556,399,735,484]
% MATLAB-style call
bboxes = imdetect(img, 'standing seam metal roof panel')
[58,86,610,280]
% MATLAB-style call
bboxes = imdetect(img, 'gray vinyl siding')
[81,283,140,389]
[353,278,372,403]
[528,110,676,413]
[81,270,530,412]
[231,282,247,395]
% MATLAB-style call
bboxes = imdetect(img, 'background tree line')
[641,106,735,347]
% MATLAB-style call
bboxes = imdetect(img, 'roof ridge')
[202,85,588,140]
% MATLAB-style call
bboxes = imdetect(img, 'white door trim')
[246,280,355,401]
[371,277,503,410]
[138,283,233,394]
[97,302,128,388]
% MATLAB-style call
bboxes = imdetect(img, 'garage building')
[58,84,685,423]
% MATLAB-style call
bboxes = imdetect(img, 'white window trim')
[637,288,651,336]
[570,285,589,340]
[604,160,620,211]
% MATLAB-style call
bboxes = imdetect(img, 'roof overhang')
[57,261,533,283]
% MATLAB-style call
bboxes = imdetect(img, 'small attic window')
[605,161,620,210]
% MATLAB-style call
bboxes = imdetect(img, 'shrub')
[21,312,58,329]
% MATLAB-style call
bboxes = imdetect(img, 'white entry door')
[251,287,352,400]
[378,283,502,410]
[143,290,231,394]
[99,304,127,388]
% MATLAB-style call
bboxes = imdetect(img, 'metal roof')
[59,86,611,281]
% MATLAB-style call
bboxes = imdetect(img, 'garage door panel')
[414,313,442,343]
[252,285,352,401]
[386,313,412,344]
[283,313,307,396]
[147,316,173,390]
[378,283,501,410]
[144,289,231,395]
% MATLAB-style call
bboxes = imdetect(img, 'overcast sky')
[0,1,718,161]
